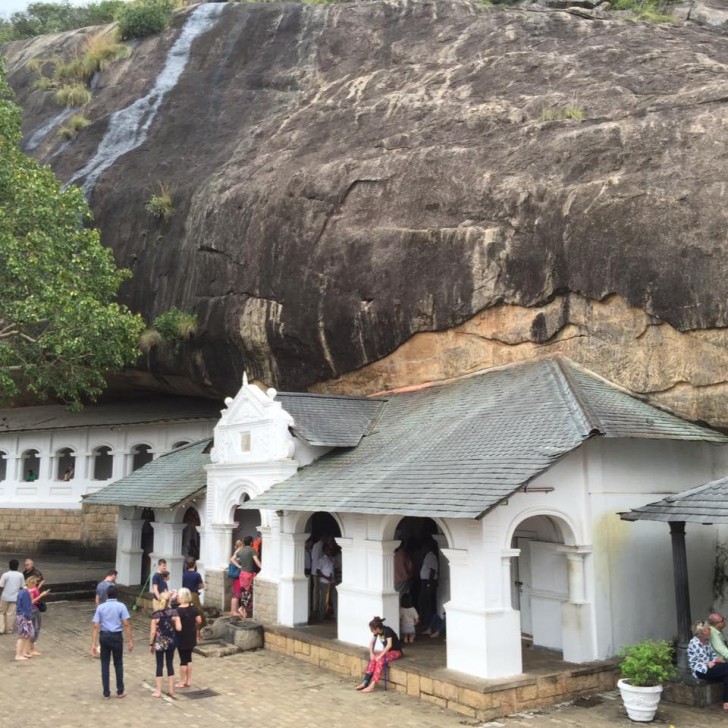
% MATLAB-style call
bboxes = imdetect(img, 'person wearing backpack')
[149,591,181,698]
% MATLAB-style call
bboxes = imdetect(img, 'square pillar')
[150,521,185,590]
[559,545,597,663]
[199,522,236,610]
[116,514,144,586]
[336,538,400,646]
[442,547,523,679]
[277,532,309,626]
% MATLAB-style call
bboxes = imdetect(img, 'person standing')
[0,559,26,635]
[14,581,34,660]
[26,576,50,656]
[149,591,181,698]
[175,587,202,689]
[232,536,261,618]
[418,538,439,630]
[96,569,118,605]
[23,559,44,589]
[393,541,413,595]
[91,585,133,698]
[182,557,206,632]
[151,559,168,610]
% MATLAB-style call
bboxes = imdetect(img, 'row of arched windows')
[0,442,190,482]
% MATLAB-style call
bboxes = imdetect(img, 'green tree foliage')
[116,0,175,40]
[0,1,126,42]
[0,64,144,408]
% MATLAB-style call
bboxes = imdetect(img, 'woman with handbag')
[149,591,181,698]
[235,535,262,619]
[228,540,243,616]
[26,576,50,657]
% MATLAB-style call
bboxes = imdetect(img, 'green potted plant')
[617,639,675,722]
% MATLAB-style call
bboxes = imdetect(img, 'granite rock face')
[3,1,728,425]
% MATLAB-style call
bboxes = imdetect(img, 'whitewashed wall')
[0,421,215,509]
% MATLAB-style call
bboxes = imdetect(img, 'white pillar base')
[562,602,596,663]
[446,604,522,679]
[336,585,399,647]
[278,575,309,626]
[116,548,143,586]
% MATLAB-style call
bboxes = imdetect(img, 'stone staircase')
[45,580,96,603]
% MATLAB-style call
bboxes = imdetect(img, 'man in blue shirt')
[95,569,118,605]
[91,586,133,698]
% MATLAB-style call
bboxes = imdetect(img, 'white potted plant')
[617,639,675,722]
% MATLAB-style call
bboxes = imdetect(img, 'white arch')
[220,478,263,523]
[504,506,582,548]
[379,513,455,549]
[286,509,345,538]
[90,442,116,454]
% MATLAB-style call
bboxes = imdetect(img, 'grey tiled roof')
[621,476,728,524]
[246,358,728,519]
[0,397,221,433]
[83,439,212,508]
[275,392,384,447]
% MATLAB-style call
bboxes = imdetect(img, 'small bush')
[619,640,675,687]
[614,0,676,22]
[116,0,175,40]
[80,32,132,76]
[139,327,164,352]
[153,308,198,347]
[58,114,91,140]
[145,182,174,221]
[55,84,93,108]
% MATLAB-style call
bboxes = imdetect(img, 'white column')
[501,548,520,610]
[559,545,597,663]
[199,522,236,610]
[441,547,523,679]
[116,513,144,586]
[111,451,127,480]
[336,539,399,646]
[277,532,309,626]
[150,521,186,590]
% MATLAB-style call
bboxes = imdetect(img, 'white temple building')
[85,357,728,680]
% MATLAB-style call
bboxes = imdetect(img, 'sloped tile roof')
[0,397,220,433]
[245,358,728,519]
[83,439,212,508]
[621,476,728,524]
[275,392,384,447]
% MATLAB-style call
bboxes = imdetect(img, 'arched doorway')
[232,494,260,551]
[393,516,448,635]
[182,507,201,560]
[511,515,571,652]
[305,512,342,623]
[140,508,155,584]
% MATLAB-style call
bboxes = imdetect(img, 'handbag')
[226,562,240,579]
[37,600,47,613]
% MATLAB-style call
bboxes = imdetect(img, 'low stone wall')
[0,504,117,559]
[263,626,620,721]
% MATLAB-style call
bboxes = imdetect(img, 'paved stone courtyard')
[2,600,728,728]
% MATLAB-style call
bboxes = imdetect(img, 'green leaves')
[619,640,675,687]
[0,62,144,409]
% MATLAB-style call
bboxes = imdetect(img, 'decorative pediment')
[210,373,295,465]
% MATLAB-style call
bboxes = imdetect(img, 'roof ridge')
[549,358,603,437]
[280,392,386,402]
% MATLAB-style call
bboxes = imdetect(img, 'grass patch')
[58,114,91,139]
[540,103,585,122]
[145,181,174,221]
[139,327,164,353]
[55,83,93,108]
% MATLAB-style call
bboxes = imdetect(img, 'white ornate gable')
[210,373,295,465]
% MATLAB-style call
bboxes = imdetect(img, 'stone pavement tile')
[0,601,465,728]
[5,601,728,728]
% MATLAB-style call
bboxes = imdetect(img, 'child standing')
[399,593,419,643]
